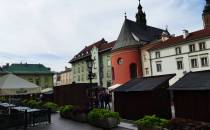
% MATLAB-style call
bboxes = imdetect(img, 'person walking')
[104,91,111,110]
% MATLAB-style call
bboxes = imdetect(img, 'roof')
[70,39,115,63]
[1,63,53,74]
[114,74,175,92]
[148,28,210,51]
[169,70,210,91]
[112,19,164,51]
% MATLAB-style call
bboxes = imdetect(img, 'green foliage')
[134,115,169,129]
[21,99,29,105]
[60,105,74,115]
[88,108,121,122]
[42,102,59,112]
[26,100,41,108]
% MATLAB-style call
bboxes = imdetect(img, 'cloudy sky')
[0,0,206,72]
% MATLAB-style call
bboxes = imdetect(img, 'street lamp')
[86,58,94,84]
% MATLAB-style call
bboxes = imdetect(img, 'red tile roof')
[148,28,210,51]
[69,39,116,63]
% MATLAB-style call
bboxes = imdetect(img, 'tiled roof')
[1,63,53,74]
[114,74,175,92]
[169,70,210,91]
[70,39,115,63]
[148,28,210,51]
[112,19,164,51]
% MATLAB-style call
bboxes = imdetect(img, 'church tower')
[203,0,210,28]
[136,0,147,28]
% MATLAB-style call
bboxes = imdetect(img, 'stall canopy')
[41,88,53,94]
[0,74,41,96]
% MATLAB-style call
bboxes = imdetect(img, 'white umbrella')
[0,74,41,114]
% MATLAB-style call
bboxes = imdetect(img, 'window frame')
[191,58,198,68]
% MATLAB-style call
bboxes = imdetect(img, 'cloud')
[0,0,205,71]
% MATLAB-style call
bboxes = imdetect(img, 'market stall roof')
[114,74,175,92]
[0,74,41,96]
[169,70,210,91]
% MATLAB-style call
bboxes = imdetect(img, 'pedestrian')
[99,91,105,108]
[104,91,111,110]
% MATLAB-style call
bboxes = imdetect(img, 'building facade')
[111,1,167,85]
[141,0,210,85]
[55,67,73,86]
[0,63,54,89]
[69,39,115,87]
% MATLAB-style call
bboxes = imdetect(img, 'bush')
[42,102,59,112]
[21,99,29,105]
[26,100,41,108]
[60,105,74,115]
[134,115,169,129]
[88,108,121,122]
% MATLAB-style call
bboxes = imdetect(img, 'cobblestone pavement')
[24,113,131,130]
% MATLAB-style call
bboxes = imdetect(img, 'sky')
[0,0,206,72]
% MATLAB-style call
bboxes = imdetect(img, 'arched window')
[130,63,137,79]
[112,67,115,80]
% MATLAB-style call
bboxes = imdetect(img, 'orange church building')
[111,1,169,84]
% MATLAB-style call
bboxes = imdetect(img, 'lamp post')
[86,58,94,84]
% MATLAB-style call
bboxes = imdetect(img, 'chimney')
[161,31,170,42]
[182,30,189,39]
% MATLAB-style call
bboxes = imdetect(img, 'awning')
[0,74,41,96]
[108,84,121,91]
[41,88,53,94]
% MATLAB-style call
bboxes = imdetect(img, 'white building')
[142,29,210,85]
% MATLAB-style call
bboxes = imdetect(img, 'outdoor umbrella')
[0,74,41,114]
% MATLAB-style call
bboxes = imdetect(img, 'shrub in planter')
[42,102,59,113]
[134,115,169,130]
[26,100,42,108]
[60,105,74,118]
[70,106,90,122]
[88,108,121,129]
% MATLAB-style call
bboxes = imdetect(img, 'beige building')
[59,67,73,85]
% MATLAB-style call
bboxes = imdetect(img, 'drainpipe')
[149,51,153,76]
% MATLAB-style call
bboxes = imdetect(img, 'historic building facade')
[55,67,73,86]
[0,63,54,89]
[69,39,115,87]
[111,1,167,85]
[141,0,210,85]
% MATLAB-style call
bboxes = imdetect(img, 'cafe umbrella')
[0,74,41,114]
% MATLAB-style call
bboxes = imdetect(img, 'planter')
[138,126,162,130]
[60,112,72,119]
[89,117,119,129]
[71,113,88,122]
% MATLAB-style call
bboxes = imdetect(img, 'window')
[78,75,80,81]
[155,51,160,58]
[199,42,206,51]
[130,63,137,79]
[117,58,124,65]
[112,67,115,80]
[156,63,162,72]
[81,66,84,72]
[145,68,149,75]
[175,47,182,54]
[177,60,183,70]
[189,44,196,52]
[78,67,80,73]
[81,74,84,81]
[201,57,208,67]
[191,59,198,68]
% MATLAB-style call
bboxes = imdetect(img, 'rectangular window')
[199,42,206,51]
[177,60,183,70]
[201,57,208,67]
[191,59,198,68]
[156,63,162,72]
[155,51,160,58]
[189,44,196,52]
[78,67,80,73]
[78,75,80,81]
[145,68,149,75]
[175,47,182,54]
